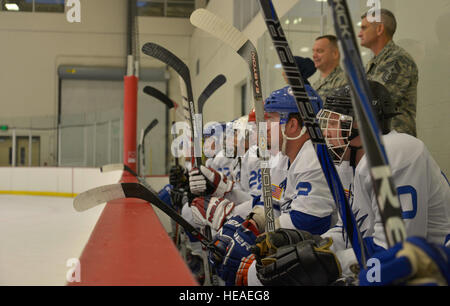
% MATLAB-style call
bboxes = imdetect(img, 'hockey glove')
[169,187,185,211]
[256,237,341,286]
[190,196,235,232]
[359,237,450,286]
[169,165,188,188]
[251,228,321,263]
[189,165,233,197]
[209,216,258,286]
[157,184,173,208]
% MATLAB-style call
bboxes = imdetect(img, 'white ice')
[0,195,105,286]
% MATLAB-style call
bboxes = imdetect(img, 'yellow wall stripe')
[0,190,77,198]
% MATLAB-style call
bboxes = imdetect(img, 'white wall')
[0,166,122,195]
[0,0,194,166]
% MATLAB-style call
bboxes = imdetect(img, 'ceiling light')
[274,64,282,69]
[285,19,290,25]
[300,47,309,53]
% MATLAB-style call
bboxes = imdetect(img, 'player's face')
[358,17,379,48]
[312,38,337,71]
[317,109,353,163]
[321,112,344,146]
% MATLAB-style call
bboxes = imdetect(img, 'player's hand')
[189,166,233,197]
[190,196,235,231]
[256,237,341,286]
[251,228,320,262]
[359,237,450,286]
[169,165,188,188]
[209,216,257,286]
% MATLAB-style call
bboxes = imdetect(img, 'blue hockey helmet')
[204,121,225,138]
[265,85,323,124]
[264,86,298,124]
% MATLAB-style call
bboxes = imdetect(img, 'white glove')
[189,165,234,197]
[190,196,235,231]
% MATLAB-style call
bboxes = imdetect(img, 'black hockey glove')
[169,165,188,189]
[169,187,185,211]
[256,237,341,286]
[251,228,321,262]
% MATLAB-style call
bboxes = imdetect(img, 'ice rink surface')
[0,195,105,285]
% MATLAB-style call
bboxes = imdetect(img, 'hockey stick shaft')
[258,0,368,267]
[190,9,276,233]
[328,0,406,247]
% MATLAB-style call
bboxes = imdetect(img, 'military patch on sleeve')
[381,61,401,84]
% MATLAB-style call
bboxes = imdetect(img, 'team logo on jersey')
[271,184,284,200]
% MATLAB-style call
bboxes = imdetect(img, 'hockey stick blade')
[190,8,276,233]
[328,0,406,247]
[143,118,159,142]
[198,74,227,115]
[143,86,175,109]
[258,0,368,267]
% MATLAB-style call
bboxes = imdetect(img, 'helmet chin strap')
[281,125,307,155]
[347,128,361,168]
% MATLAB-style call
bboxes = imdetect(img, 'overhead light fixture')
[285,19,290,25]
[357,21,362,27]
[5,3,19,11]
[300,47,309,53]
[298,18,302,23]
[274,64,282,69]
[293,19,298,24]
[315,0,327,2]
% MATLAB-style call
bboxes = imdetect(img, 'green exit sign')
[0,125,8,131]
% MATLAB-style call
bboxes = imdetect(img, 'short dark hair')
[361,8,397,37]
[288,113,303,128]
[315,35,338,48]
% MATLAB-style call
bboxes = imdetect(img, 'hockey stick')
[328,0,406,248]
[101,163,158,193]
[142,43,217,284]
[257,0,368,268]
[138,119,158,176]
[143,86,175,109]
[198,74,227,115]
[142,43,202,168]
[101,163,220,284]
[190,9,276,233]
[73,182,222,259]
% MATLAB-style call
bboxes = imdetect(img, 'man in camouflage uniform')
[359,9,418,136]
[312,35,347,101]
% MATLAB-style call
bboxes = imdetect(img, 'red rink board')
[68,176,197,286]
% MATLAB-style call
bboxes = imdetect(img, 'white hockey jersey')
[208,149,235,180]
[278,140,337,233]
[324,131,450,276]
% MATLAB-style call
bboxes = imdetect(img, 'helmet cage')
[317,108,353,164]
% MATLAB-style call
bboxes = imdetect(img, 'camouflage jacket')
[366,40,419,136]
[312,66,348,102]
